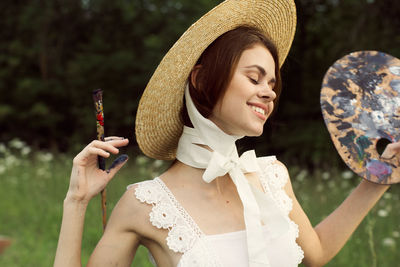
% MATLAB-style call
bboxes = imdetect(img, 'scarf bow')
[203,150,259,183]
[176,85,289,267]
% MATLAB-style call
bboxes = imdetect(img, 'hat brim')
[136,0,297,160]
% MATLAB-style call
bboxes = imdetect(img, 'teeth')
[250,105,265,115]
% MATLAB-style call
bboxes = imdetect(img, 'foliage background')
[1,0,399,167]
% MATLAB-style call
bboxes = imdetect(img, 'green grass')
[290,167,400,267]
[0,140,399,266]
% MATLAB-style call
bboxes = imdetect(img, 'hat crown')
[136,0,297,160]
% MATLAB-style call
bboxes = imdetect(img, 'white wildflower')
[37,152,53,162]
[377,209,389,217]
[383,192,392,200]
[0,143,7,153]
[21,147,31,156]
[382,237,396,248]
[322,171,330,180]
[392,231,400,238]
[136,155,149,166]
[153,160,163,168]
[36,167,49,177]
[0,165,5,174]
[341,170,354,179]
[295,170,308,182]
[9,138,25,150]
[316,184,324,192]
[327,180,336,189]
[5,155,18,167]
[341,180,350,189]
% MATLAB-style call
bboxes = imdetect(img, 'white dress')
[131,156,304,266]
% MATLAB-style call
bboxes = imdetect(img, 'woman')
[54,1,400,266]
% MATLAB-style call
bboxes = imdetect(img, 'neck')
[168,160,235,195]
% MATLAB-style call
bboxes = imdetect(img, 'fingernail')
[107,154,129,172]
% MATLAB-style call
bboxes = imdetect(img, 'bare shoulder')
[88,182,160,266]
[107,183,155,237]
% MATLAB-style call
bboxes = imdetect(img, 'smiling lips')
[251,105,265,115]
[248,103,268,120]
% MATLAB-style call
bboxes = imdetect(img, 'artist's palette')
[321,51,400,184]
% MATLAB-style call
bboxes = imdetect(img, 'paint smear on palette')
[366,160,392,183]
[321,51,400,184]
[389,66,400,76]
[390,80,400,92]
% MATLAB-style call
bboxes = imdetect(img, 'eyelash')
[249,78,277,92]
[248,77,259,85]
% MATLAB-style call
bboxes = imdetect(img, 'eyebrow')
[244,65,266,76]
[244,65,276,84]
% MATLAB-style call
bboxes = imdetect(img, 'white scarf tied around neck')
[176,85,289,266]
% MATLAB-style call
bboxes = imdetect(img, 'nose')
[258,84,276,101]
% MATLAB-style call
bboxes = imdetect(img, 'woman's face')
[209,44,276,136]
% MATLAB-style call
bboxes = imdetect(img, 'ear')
[190,65,202,89]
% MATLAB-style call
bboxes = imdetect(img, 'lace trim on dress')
[134,157,304,266]
[134,178,223,267]
[135,178,201,253]
[258,157,305,265]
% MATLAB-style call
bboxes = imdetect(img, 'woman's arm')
[87,186,142,266]
[286,176,388,267]
[285,142,400,267]
[54,137,130,267]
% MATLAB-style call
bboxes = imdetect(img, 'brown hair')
[182,25,282,127]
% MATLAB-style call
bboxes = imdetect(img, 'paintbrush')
[92,89,107,231]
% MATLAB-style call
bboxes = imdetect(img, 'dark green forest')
[1,0,399,168]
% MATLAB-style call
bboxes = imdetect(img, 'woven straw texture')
[136,0,297,160]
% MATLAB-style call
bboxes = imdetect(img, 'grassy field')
[0,139,399,266]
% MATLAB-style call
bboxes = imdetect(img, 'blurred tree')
[0,0,399,169]
[0,0,222,151]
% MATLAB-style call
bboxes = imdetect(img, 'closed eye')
[248,77,259,85]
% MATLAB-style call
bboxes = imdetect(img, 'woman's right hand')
[66,137,129,204]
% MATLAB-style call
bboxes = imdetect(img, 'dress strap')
[257,157,305,264]
[154,178,206,238]
[257,157,292,215]
[134,178,203,253]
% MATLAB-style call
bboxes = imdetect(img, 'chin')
[244,127,264,137]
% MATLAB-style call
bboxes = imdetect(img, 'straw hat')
[136,0,297,160]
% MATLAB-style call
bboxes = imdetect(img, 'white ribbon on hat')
[176,84,289,266]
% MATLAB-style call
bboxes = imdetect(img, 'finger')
[389,142,400,151]
[105,136,125,142]
[106,154,129,176]
[87,147,111,158]
[385,142,400,153]
[89,140,121,154]
[93,138,129,149]
[380,142,400,159]
[105,138,129,149]
[74,145,109,162]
